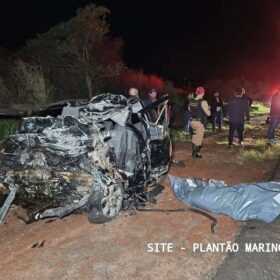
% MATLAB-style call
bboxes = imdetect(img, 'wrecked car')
[0,94,171,224]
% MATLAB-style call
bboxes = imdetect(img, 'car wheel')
[87,183,123,224]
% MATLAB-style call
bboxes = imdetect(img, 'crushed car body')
[0,93,171,224]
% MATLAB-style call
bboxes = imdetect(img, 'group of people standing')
[184,86,251,158]
[127,85,280,160]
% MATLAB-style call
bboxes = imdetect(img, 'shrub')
[0,121,18,141]
[250,102,270,117]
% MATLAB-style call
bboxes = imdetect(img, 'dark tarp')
[168,175,280,223]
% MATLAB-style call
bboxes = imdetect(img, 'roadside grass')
[0,120,18,141]
[245,123,263,131]
[216,138,267,148]
[216,139,228,145]
[169,129,190,143]
[170,125,227,143]
[171,118,280,165]
[216,122,280,164]
[244,138,267,150]
[237,144,280,164]
[250,102,270,117]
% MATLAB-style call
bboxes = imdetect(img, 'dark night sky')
[0,0,279,84]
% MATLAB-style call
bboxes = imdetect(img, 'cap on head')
[196,86,205,95]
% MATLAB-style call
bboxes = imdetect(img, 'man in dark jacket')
[268,90,280,144]
[143,88,158,122]
[227,87,250,148]
[211,91,224,131]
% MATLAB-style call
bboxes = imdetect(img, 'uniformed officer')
[189,86,211,158]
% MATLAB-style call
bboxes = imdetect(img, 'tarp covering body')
[168,175,280,223]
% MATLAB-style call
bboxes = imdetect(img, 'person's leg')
[228,122,235,146]
[212,112,216,131]
[268,116,278,142]
[189,123,193,135]
[192,121,205,145]
[237,122,245,143]
[191,120,205,158]
[190,120,196,157]
[217,111,222,131]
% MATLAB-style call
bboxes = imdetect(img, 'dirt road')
[0,126,276,280]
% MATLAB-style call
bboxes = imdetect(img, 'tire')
[87,183,123,224]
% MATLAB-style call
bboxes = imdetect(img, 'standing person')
[128,87,139,98]
[143,88,158,122]
[183,92,193,132]
[143,88,157,105]
[227,87,250,148]
[268,89,280,144]
[189,86,211,158]
[242,89,253,107]
[211,91,224,131]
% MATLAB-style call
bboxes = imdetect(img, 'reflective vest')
[189,99,206,123]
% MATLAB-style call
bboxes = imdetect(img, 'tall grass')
[237,143,280,164]
[0,121,17,141]
[169,129,190,143]
[250,102,270,117]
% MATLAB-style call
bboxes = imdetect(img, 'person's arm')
[201,100,211,116]
[244,100,250,121]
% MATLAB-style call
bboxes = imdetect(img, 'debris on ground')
[31,240,46,248]
[170,160,186,168]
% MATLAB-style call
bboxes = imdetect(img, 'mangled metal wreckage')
[0,94,171,224]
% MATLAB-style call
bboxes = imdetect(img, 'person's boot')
[193,145,202,159]
[196,145,203,158]
[192,143,196,158]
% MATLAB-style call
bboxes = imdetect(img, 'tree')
[13,59,54,105]
[20,4,124,98]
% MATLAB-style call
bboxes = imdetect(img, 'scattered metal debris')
[170,160,186,168]
[45,219,56,224]
[31,240,46,248]
[0,186,18,224]
[136,207,217,234]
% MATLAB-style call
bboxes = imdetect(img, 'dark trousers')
[212,111,223,131]
[268,116,280,140]
[228,122,244,144]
